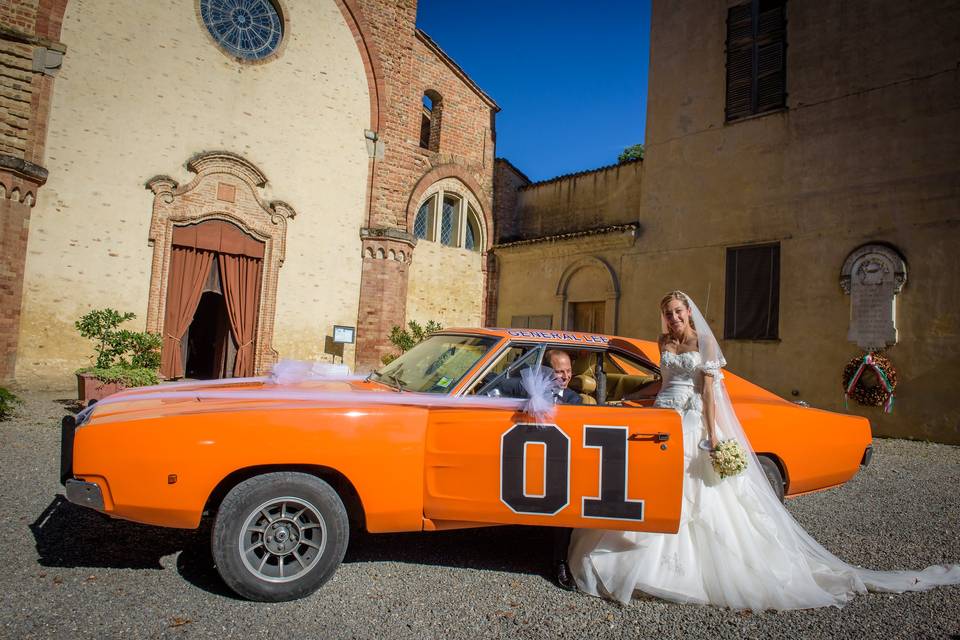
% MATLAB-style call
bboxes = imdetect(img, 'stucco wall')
[406,240,484,331]
[511,160,643,240]
[494,0,960,443]
[17,0,370,383]
[406,177,485,332]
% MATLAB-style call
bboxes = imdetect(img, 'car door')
[423,350,683,533]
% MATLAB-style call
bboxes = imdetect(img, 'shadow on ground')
[30,495,554,599]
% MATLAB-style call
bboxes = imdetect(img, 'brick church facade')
[0,0,498,383]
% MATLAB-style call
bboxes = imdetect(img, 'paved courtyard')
[1,390,958,639]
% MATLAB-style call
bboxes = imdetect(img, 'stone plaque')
[840,244,906,350]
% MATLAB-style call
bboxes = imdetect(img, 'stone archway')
[145,151,297,376]
[555,257,620,334]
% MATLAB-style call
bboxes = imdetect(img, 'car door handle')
[628,432,670,442]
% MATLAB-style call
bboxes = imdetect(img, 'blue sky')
[415,1,651,183]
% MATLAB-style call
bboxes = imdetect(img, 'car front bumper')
[65,478,105,512]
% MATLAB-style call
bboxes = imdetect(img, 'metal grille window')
[412,190,484,251]
[724,243,780,340]
[200,0,283,61]
[414,198,433,240]
[725,0,786,122]
[440,196,457,246]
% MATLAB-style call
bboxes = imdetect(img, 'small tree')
[618,143,644,163]
[382,320,443,365]
[75,308,162,386]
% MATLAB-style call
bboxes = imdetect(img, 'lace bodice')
[653,351,703,413]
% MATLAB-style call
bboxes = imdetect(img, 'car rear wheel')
[758,455,785,503]
[212,472,349,601]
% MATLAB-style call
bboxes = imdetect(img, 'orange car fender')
[74,404,430,532]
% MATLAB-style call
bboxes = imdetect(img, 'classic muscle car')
[60,328,873,601]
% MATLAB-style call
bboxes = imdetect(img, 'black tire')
[758,456,786,503]
[211,472,349,601]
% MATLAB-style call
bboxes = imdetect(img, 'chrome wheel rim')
[239,496,327,583]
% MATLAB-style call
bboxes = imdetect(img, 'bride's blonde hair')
[659,290,696,330]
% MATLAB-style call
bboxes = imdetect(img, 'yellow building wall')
[406,241,484,331]
[495,0,960,443]
[17,0,370,384]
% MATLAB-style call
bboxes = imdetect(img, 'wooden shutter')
[725,0,787,121]
[724,244,780,339]
[725,4,755,121]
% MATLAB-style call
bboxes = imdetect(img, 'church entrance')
[160,220,264,380]
[183,264,238,379]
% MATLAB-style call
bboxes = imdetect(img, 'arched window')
[414,195,435,240]
[440,194,459,246]
[419,90,443,152]
[464,205,483,252]
[412,184,485,252]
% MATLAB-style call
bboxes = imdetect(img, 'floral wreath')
[842,352,897,413]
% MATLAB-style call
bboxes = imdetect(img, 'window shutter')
[725,0,787,122]
[724,244,780,340]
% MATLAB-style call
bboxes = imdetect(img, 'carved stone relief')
[840,244,907,350]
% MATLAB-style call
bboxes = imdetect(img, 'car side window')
[604,350,661,406]
[468,344,543,396]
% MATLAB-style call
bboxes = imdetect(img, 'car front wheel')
[211,472,349,601]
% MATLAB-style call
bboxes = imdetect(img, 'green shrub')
[381,320,443,365]
[0,387,21,421]
[75,308,162,385]
[77,366,159,388]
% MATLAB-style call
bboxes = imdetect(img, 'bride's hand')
[709,433,720,450]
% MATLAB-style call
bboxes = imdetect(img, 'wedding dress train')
[568,348,960,611]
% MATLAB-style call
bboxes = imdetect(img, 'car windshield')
[371,334,500,393]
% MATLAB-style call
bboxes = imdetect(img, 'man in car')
[543,349,583,405]
[493,349,583,405]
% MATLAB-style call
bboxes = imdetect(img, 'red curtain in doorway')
[218,252,263,377]
[160,247,215,379]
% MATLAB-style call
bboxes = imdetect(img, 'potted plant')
[75,308,163,404]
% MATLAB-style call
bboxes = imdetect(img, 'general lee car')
[60,328,873,601]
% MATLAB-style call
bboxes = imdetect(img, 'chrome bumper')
[65,479,104,512]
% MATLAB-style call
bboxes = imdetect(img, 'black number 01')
[500,424,644,521]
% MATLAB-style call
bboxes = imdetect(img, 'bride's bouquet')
[710,440,748,479]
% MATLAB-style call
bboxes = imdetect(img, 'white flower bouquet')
[710,439,748,478]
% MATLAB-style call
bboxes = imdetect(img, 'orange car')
[60,328,872,601]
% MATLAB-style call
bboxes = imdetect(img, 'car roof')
[440,327,659,358]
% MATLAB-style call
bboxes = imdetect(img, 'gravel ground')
[1,389,958,640]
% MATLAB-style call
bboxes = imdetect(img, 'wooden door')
[572,301,605,333]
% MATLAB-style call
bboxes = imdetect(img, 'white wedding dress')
[569,349,960,610]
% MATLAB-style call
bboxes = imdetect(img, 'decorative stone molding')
[144,151,298,376]
[0,155,47,207]
[840,243,907,350]
[555,256,620,334]
[360,229,414,264]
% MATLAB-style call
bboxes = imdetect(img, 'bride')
[567,290,960,610]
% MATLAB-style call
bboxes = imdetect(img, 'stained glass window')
[200,0,283,61]
[441,196,457,246]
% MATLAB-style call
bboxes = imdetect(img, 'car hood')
[79,376,525,427]
[80,377,402,425]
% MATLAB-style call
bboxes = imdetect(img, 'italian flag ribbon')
[845,352,895,413]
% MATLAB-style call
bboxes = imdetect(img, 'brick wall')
[492,158,530,243]
[352,1,498,371]
[0,0,64,382]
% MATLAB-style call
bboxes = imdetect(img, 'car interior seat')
[568,354,598,405]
